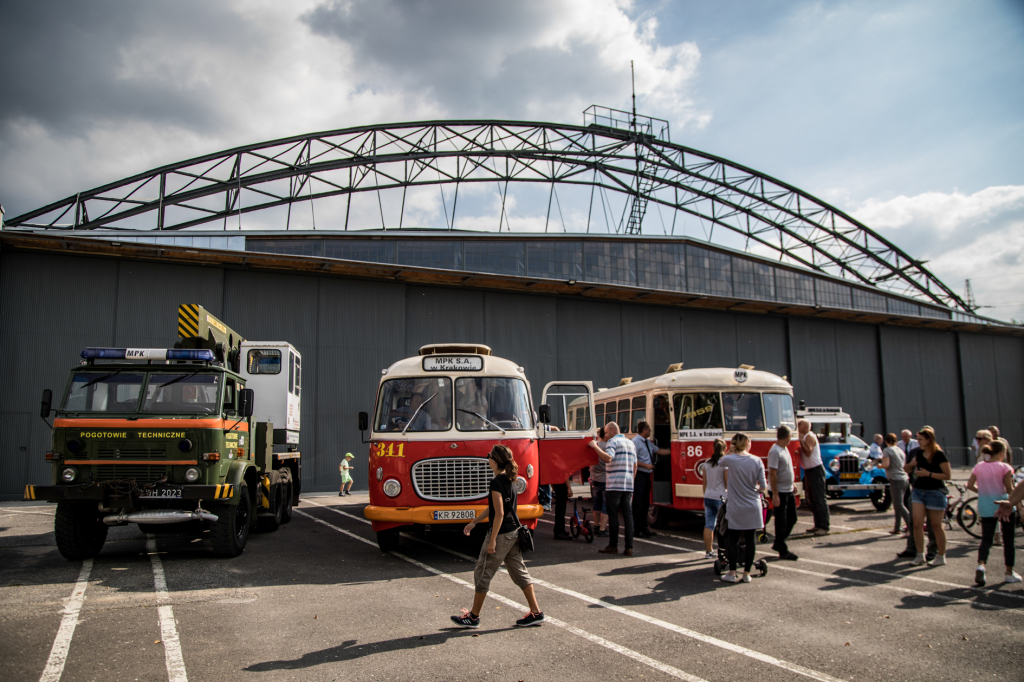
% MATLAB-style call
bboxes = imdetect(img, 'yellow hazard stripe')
[213,484,234,499]
[261,476,271,508]
[24,485,35,500]
[177,304,200,338]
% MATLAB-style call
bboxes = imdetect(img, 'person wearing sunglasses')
[904,426,952,566]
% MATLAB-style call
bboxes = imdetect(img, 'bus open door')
[537,382,598,485]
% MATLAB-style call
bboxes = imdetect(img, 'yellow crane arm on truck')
[176,304,246,373]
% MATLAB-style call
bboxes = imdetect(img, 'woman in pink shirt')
[967,440,1020,585]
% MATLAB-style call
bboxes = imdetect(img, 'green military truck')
[25,304,301,559]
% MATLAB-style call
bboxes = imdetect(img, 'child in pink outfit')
[967,441,1020,585]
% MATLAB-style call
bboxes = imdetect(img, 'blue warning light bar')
[80,348,215,361]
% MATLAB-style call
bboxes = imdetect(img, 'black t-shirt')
[908,448,949,491]
[488,475,519,534]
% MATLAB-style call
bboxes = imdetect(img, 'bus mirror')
[538,405,551,424]
[40,389,52,419]
[238,389,255,418]
[358,411,368,431]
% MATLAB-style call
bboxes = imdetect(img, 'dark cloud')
[0,0,262,137]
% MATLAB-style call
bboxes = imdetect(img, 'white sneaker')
[1005,572,1023,584]
[911,554,926,566]
[975,565,987,586]
[720,573,739,583]
[741,573,752,583]
[927,555,946,566]
[705,551,716,559]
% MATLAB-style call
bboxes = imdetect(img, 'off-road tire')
[54,502,108,561]
[256,470,284,533]
[210,484,252,558]
[376,528,400,552]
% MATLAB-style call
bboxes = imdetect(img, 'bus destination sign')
[423,356,483,372]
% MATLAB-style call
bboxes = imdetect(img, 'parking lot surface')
[1,492,1021,682]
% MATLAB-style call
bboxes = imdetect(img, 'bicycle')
[568,496,595,543]
[945,482,980,538]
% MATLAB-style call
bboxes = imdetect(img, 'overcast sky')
[1,0,1022,320]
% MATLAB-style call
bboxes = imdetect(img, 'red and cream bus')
[549,365,802,527]
[360,344,559,551]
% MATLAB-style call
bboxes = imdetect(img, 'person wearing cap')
[339,452,355,496]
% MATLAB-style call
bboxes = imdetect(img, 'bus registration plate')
[433,509,476,521]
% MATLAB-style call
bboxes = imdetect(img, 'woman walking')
[880,433,910,535]
[905,426,951,566]
[720,434,767,583]
[451,445,545,628]
[968,440,1021,585]
[702,438,728,559]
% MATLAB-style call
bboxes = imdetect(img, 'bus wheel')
[869,486,891,512]
[211,485,252,558]
[376,528,400,552]
[647,504,671,529]
[55,502,108,561]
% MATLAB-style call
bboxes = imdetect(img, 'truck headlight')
[383,478,402,498]
[515,476,528,494]
[184,467,201,483]
[829,459,841,473]
[61,466,77,482]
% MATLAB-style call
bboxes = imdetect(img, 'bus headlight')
[382,479,402,498]
[61,466,78,482]
[515,477,528,494]
[829,459,841,473]
[184,467,202,483]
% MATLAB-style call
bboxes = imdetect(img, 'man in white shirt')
[797,419,830,536]
[631,421,670,539]
[869,434,884,460]
[897,430,919,456]
[768,425,799,560]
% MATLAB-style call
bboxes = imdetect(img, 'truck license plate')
[840,473,860,480]
[433,509,476,521]
[139,488,183,499]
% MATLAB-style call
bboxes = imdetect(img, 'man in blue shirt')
[631,421,670,538]
[598,422,638,556]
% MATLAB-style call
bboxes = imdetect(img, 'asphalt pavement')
[1,487,1021,682]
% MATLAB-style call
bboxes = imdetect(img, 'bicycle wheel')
[570,518,580,538]
[957,498,981,539]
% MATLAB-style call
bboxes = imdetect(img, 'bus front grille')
[411,457,491,502]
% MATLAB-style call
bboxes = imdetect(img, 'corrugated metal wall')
[1,248,1022,498]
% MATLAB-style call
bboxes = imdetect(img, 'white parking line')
[294,508,707,682]
[303,501,850,682]
[146,537,188,682]
[3,509,56,516]
[39,559,92,682]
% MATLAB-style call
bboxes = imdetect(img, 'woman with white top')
[720,433,767,583]
[702,438,728,559]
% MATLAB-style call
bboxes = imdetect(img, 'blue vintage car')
[797,407,891,511]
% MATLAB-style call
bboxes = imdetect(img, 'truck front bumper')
[25,483,235,502]
[364,503,543,526]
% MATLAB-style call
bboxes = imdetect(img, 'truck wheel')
[55,502,108,561]
[211,485,253,558]
[870,485,892,512]
[279,475,294,524]
[256,471,283,533]
[376,528,400,552]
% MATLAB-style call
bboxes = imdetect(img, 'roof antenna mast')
[630,60,637,132]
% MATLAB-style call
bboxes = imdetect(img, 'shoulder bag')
[509,484,534,552]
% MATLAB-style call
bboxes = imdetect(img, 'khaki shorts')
[473,528,533,593]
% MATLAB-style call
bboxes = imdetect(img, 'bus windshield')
[142,373,221,414]
[375,378,453,432]
[455,377,533,431]
[63,372,145,413]
[722,393,766,432]
[675,392,723,431]
[763,393,796,430]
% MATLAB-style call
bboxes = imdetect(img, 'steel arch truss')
[6,120,968,311]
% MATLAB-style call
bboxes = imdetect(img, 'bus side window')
[653,393,671,446]
[630,396,645,433]
[617,399,630,431]
[676,393,723,431]
[595,403,605,428]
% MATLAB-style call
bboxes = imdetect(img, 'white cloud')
[848,186,1024,321]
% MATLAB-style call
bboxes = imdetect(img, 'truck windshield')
[63,372,145,412]
[375,377,452,432]
[455,378,533,431]
[142,373,221,414]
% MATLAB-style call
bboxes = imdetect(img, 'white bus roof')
[796,408,852,422]
[591,367,792,402]
[383,345,524,379]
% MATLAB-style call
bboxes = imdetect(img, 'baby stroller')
[712,494,770,577]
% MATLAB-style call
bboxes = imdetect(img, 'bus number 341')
[686,445,703,457]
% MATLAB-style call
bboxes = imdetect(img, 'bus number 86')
[686,445,703,457]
